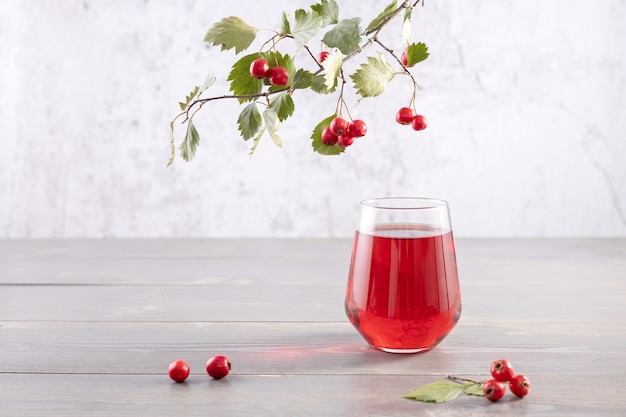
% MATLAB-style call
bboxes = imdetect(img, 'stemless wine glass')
[344,197,462,353]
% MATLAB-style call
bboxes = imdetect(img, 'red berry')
[348,119,367,137]
[395,107,414,125]
[329,117,349,136]
[269,66,289,86]
[249,58,270,79]
[509,374,531,397]
[482,379,506,402]
[206,355,231,380]
[401,47,415,68]
[337,133,355,147]
[490,359,515,382]
[168,360,190,383]
[317,51,329,63]
[411,114,428,131]
[321,126,338,145]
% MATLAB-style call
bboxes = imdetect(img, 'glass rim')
[359,197,449,210]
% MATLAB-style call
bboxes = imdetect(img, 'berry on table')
[321,126,339,145]
[482,379,506,402]
[490,359,515,382]
[317,51,329,63]
[411,114,428,131]
[337,133,355,147]
[329,117,349,136]
[249,58,270,79]
[348,119,367,137]
[168,360,190,383]
[395,107,414,125]
[206,355,231,380]
[509,374,531,397]
[269,66,289,86]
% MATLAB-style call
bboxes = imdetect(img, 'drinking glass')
[344,197,462,353]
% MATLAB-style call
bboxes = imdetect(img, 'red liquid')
[345,225,462,352]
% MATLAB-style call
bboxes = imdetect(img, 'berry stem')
[447,375,483,385]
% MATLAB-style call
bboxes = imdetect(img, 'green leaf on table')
[311,114,345,155]
[364,0,397,35]
[463,382,485,397]
[237,102,263,140]
[405,42,429,66]
[228,53,264,103]
[178,86,199,111]
[269,91,295,122]
[292,9,323,51]
[311,0,339,26]
[403,380,465,403]
[204,16,259,54]
[263,108,282,148]
[322,17,362,55]
[322,49,342,89]
[179,120,200,162]
[401,7,412,45]
[311,74,337,94]
[291,69,314,90]
[281,11,291,34]
[350,53,395,98]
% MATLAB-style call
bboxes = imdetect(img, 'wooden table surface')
[1,238,625,416]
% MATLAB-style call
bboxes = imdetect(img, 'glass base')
[376,346,432,354]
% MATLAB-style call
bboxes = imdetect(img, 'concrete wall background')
[1,0,625,238]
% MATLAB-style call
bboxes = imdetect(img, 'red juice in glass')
[345,199,462,353]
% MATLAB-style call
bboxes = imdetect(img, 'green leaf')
[322,49,342,89]
[322,17,362,55]
[463,382,485,397]
[263,108,282,148]
[311,74,337,94]
[292,9,323,51]
[405,42,429,66]
[199,73,216,94]
[237,102,263,140]
[167,119,177,167]
[403,380,465,403]
[311,0,339,26]
[178,86,199,111]
[281,11,291,34]
[270,92,295,122]
[248,128,266,156]
[364,0,397,35]
[311,114,345,155]
[204,16,259,54]
[350,53,395,98]
[292,69,314,90]
[401,7,412,45]
[228,53,264,103]
[179,120,200,162]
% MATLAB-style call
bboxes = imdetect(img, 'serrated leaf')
[228,53,264,103]
[322,17,362,55]
[248,128,266,156]
[179,120,200,162]
[178,86,199,111]
[365,0,397,35]
[281,11,291,34]
[350,53,395,98]
[199,73,216,94]
[292,69,314,90]
[311,114,345,155]
[270,92,295,122]
[403,380,465,403]
[263,108,282,148]
[322,49,342,89]
[406,42,429,66]
[292,9,323,51]
[237,102,263,140]
[463,382,485,397]
[204,16,259,54]
[311,0,339,26]
[167,119,177,167]
[311,74,337,94]
[401,8,412,45]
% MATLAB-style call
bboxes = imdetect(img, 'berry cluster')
[396,107,427,131]
[249,58,289,86]
[167,355,231,383]
[482,359,531,402]
[321,117,367,147]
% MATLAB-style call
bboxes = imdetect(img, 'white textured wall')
[1,0,625,238]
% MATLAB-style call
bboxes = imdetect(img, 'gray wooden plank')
[0,374,624,417]
[2,321,625,375]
